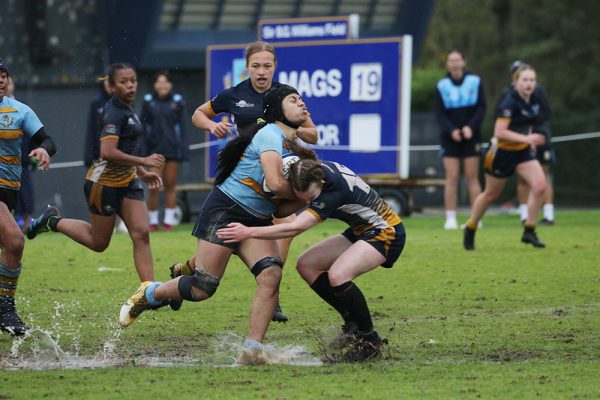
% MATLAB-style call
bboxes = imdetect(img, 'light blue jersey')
[0,96,43,189]
[218,124,291,219]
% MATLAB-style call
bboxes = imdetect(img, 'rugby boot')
[272,302,288,323]
[521,228,545,248]
[343,330,386,362]
[0,297,30,336]
[27,206,60,240]
[540,218,555,226]
[167,262,193,311]
[119,281,152,327]
[463,226,476,250]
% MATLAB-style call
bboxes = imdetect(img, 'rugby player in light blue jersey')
[0,57,56,336]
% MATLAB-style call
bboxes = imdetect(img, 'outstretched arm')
[217,210,319,242]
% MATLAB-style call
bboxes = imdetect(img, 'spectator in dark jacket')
[140,71,187,231]
[84,76,112,167]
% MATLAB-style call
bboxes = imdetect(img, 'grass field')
[1,210,599,399]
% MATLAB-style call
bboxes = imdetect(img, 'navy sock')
[331,281,373,333]
[310,272,352,323]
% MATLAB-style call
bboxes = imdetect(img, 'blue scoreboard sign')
[205,37,412,180]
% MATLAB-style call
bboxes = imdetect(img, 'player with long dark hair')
[119,84,312,362]
[174,41,318,322]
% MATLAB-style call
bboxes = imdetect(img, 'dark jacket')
[140,91,188,161]
[84,88,112,167]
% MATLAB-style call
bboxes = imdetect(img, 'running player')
[27,63,165,288]
[174,41,318,322]
[0,58,57,335]
[464,64,546,250]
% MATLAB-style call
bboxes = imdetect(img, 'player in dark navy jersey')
[217,159,406,361]
[434,50,486,229]
[497,60,556,225]
[464,64,547,250]
[178,41,318,322]
[28,63,166,292]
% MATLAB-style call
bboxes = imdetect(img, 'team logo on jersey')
[311,202,326,210]
[0,114,14,128]
[235,100,254,108]
[128,117,136,125]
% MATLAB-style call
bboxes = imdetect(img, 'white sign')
[350,63,382,102]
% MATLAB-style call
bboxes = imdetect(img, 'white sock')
[445,210,457,221]
[519,204,528,221]
[543,204,554,221]
[163,208,178,225]
[148,210,159,225]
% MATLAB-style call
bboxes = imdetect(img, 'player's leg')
[120,196,155,282]
[516,160,546,248]
[0,201,28,336]
[296,234,356,329]
[146,166,161,231]
[237,238,283,344]
[443,157,460,229]
[162,160,180,231]
[464,173,506,250]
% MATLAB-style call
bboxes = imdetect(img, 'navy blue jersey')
[209,79,271,131]
[306,161,401,235]
[496,89,541,151]
[434,72,486,139]
[496,84,551,136]
[86,96,143,187]
[140,91,188,161]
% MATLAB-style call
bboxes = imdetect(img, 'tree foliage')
[414,0,600,204]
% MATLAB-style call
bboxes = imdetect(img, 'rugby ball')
[263,154,300,195]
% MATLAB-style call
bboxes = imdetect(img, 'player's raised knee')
[178,268,221,301]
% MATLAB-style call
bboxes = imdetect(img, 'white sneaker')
[444,219,459,230]
[117,220,128,233]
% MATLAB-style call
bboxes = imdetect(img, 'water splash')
[213,333,323,366]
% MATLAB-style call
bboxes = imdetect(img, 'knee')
[482,190,500,203]
[3,232,24,255]
[252,257,283,293]
[296,255,311,277]
[530,181,546,197]
[129,227,150,245]
[178,269,221,301]
[327,269,350,287]
[90,240,110,252]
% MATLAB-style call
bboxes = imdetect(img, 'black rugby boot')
[272,302,288,323]
[463,226,476,250]
[521,227,545,248]
[27,206,60,240]
[0,297,30,336]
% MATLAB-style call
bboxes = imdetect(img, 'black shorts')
[192,187,273,249]
[535,144,556,165]
[84,179,145,216]
[342,223,406,268]
[484,145,536,178]
[0,188,18,212]
[440,136,481,158]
